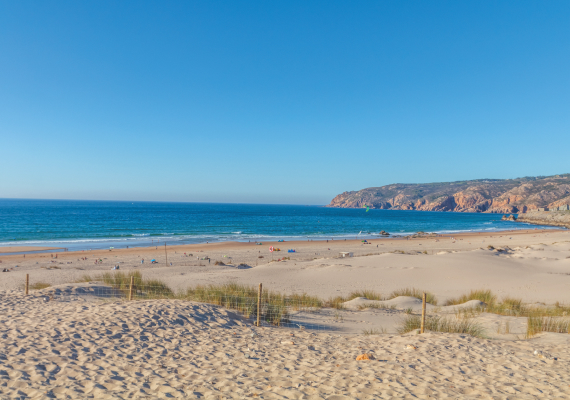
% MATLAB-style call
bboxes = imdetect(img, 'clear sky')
[1,1,569,205]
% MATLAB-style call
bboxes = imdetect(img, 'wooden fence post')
[257,283,262,327]
[129,275,134,301]
[25,274,29,295]
[420,292,426,334]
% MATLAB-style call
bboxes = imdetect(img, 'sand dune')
[2,230,570,305]
[342,296,485,312]
[1,290,570,399]
[2,229,570,398]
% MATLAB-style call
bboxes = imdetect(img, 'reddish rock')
[327,174,570,215]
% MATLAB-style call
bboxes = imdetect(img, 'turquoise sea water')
[0,199,557,252]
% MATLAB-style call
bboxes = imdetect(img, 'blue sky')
[1,1,569,204]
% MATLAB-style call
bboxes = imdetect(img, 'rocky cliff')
[516,211,570,229]
[328,174,570,213]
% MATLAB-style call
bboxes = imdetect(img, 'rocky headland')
[516,210,570,229]
[328,174,570,214]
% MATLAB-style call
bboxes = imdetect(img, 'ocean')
[0,199,554,252]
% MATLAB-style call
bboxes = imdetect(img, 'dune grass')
[68,273,570,336]
[362,327,386,335]
[77,271,174,298]
[357,303,397,311]
[447,291,570,332]
[483,297,534,317]
[182,283,321,326]
[75,274,94,283]
[397,314,485,338]
[324,296,346,309]
[389,287,438,305]
[72,272,323,325]
[30,282,51,290]
[347,290,382,301]
[445,289,497,306]
[527,315,570,338]
[323,290,383,309]
[79,273,314,325]
[99,270,143,288]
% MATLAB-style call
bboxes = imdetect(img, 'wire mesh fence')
[22,272,351,332]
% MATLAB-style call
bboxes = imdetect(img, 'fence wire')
[24,274,348,332]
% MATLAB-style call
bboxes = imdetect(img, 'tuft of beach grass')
[347,290,382,301]
[362,327,386,335]
[389,287,437,305]
[30,282,51,290]
[445,289,496,306]
[446,291,570,322]
[527,315,570,338]
[182,282,321,325]
[397,314,485,338]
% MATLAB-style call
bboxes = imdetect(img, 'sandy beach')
[2,228,570,399]
[0,246,63,254]
[4,0,569,397]
[1,228,569,300]
[1,291,569,399]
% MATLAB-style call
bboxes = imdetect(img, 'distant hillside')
[327,174,570,213]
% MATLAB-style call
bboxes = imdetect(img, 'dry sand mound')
[1,289,570,399]
[342,296,485,313]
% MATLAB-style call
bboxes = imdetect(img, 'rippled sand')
[1,290,570,399]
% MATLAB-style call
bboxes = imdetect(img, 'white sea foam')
[0,225,560,252]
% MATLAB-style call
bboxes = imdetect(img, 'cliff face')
[517,211,570,228]
[328,174,570,213]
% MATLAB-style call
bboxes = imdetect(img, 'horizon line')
[0,197,327,207]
